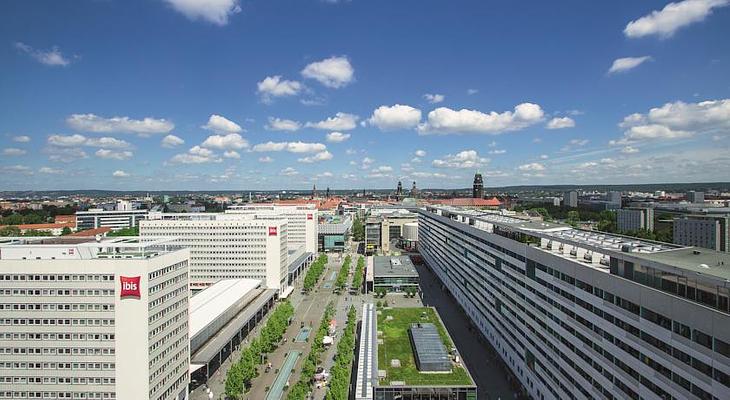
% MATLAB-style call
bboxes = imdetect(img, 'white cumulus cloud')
[2,148,27,156]
[301,56,354,88]
[169,145,222,164]
[253,141,327,153]
[161,134,185,148]
[306,113,359,130]
[112,170,130,178]
[67,114,174,135]
[624,0,729,38]
[95,149,133,160]
[518,162,546,171]
[47,134,130,149]
[615,98,730,143]
[423,94,445,104]
[162,0,241,26]
[415,150,426,157]
[257,76,303,103]
[366,104,422,131]
[12,135,31,143]
[39,167,63,174]
[258,156,273,163]
[326,132,350,143]
[546,117,576,129]
[432,150,489,169]
[418,103,544,135]
[266,117,301,132]
[608,56,652,74]
[280,167,298,176]
[223,150,240,159]
[202,114,243,134]
[15,42,71,66]
[201,133,249,150]
[298,150,333,163]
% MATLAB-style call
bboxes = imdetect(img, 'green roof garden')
[377,307,474,387]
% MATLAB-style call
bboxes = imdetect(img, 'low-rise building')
[355,305,476,400]
[76,208,149,231]
[372,256,419,293]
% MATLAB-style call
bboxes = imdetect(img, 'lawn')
[377,307,473,386]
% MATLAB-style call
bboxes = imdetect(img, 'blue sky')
[1,0,729,191]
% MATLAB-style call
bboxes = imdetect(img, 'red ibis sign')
[120,276,141,299]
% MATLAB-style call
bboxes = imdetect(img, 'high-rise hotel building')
[418,206,730,400]
[0,237,190,400]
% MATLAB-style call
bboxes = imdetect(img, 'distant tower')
[396,181,403,199]
[473,171,484,199]
[312,184,317,200]
[411,181,418,198]
[326,187,331,199]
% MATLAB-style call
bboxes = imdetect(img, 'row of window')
[0,333,114,341]
[0,289,113,297]
[0,304,113,312]
[0,362,114,370]
[0,319,114,327]
[0,275,114,282]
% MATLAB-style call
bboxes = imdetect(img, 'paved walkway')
[265,351,301,400]
[244,255,347,400]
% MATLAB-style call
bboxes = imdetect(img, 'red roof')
[430,197,502,207]
[68,227,112,237]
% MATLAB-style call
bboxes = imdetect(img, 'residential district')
[1,176,729,400]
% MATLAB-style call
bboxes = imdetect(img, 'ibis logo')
[268,227,278,236]
[307,214,313,220]
[119,276,141,299]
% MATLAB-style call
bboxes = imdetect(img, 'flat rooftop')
[189,278,262,339]
[377,307,474,387]
[0,236,182,260]
[629,248,730,281]
[373,256,418,278]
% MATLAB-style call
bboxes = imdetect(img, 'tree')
[107,226,139,236]
[0,226,20,237]
[61,227,72,236]
[352,217,364,241]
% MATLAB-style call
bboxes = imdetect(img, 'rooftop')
[629,247,730,281]
[373,256,418,278]
[0,236,182,260]
[377,307,474,387]
[189,278,262,340]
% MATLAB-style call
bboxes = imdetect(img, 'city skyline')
[2,0,730,191]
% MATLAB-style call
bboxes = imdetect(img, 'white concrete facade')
[225,204,317,254]
[0,239,190,400]
[140,216,289,292]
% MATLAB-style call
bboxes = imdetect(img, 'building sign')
[120,276,141,299]
[269,227,278,236]
[307,214,313,220]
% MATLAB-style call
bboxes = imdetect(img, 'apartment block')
[0,237,190,400]
[616,208,654,233]
[419,206,730,400]
[674,215,729,252]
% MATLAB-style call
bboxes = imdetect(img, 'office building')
[372,256,419,293]
[0,237,190,400]
[616,207,654,233]
[226,204,317,254]
[473,172,484,199]
[688,191,705,204]
[365,209,418,255]
[356,304,476,400]
[564,191,578,208]
[318,216,352,252]
[419,205,730,400]
[140,214,289,292]
[674,215,729,252]
[75,209,149,231]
